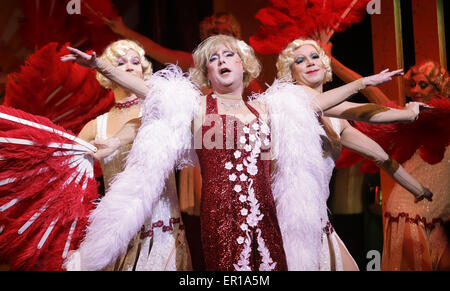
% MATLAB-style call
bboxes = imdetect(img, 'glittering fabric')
[382,148,450,271]
[195,94,287,271]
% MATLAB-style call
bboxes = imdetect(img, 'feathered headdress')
[250,0,371,54]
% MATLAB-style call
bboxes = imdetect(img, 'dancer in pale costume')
[314,37,449,270]
[74,40,191,271]
[275,38,433,270]
[61,35,411,271]
[382,61,450,270]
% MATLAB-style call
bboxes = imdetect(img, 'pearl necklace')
[212,93,244,111]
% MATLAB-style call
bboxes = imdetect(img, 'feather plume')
[19,0,119,52]
[4,42,114,135]
[65,65,200,270]
[254,81,328,270]
[250,0,371,54]
[0,105,98,270]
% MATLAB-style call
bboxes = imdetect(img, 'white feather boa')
[254,81,328,270]
[65,66,200,271]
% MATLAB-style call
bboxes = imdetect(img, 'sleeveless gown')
[319,117,359,271]
[195,94,287,271]
[96,112,192,271]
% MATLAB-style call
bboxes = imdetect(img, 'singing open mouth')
[219,68,231,75]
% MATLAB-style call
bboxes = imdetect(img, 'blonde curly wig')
[96,39,153,90]
[276,38,332,84]
[404,60,449,98]
[190,35,261,89]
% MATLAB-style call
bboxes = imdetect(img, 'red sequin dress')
[195,94,287,271]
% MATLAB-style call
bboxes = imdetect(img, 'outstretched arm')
[317,38,390,104]
[61,47,150,99]
[339,120,432,202]
[106,17,194,71]
[316,41,425,123]
[330,56,390,104]
[310,69,403,112]
[324,101,426,124]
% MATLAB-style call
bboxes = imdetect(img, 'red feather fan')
[250,0,371,54]
[3,42,114,135]
[19,0,120,53]
[335,97,450,173]
[0,105,99,270]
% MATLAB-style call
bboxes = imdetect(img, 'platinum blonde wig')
[190,35,261,89]
[276,39,332,84]
[96,39,153,90]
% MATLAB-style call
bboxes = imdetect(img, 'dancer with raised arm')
[273,38,433,270]
[77,39,192,271]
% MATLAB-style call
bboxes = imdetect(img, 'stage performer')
[382,61,450,271]
[107,12,261,269]
[70,39,192,271]
[310,36,449,271]
[275,38,433,270]
[61,35,406,271]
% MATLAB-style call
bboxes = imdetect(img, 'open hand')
[84,137,121,161]
[363,69,404,87]
[61,47,98,69]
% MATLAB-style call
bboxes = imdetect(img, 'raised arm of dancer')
[324,100,425,124]
[318,40,390,105]
[107,17,194,71]
[331,56,390,104]
[339,119,433,202]
[308,69,403,112]
[61,47,150,99]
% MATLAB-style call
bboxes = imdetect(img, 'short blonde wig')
[276,38,332,84]
[96,39,153,90]
[190,35,261,89]
[404,60,449,98]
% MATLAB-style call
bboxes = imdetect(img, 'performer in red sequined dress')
[197,93,285,271]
